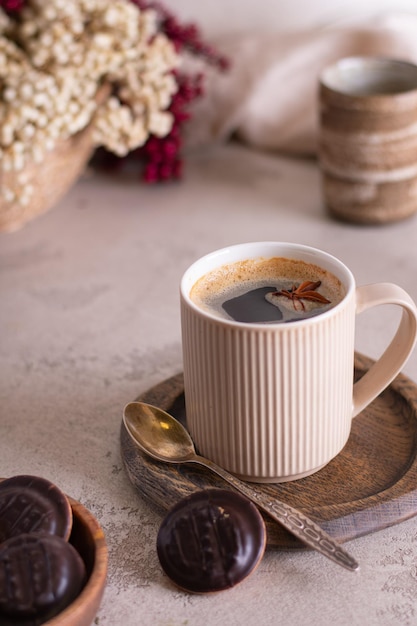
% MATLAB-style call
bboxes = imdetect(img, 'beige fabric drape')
[185,14,417,155]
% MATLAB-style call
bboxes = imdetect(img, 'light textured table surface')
[1,143,417,626]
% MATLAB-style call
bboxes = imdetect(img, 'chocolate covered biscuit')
[157,489,266,593]
[0,533,86,622]
[0,475,72,543]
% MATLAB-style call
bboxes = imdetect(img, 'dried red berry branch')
[131,0,230,70]
[139,71,204,183]
[0,0,24,12]
[112,0,230,183]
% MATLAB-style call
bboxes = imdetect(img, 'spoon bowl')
[123,402,195,463]
[123,401,359,572]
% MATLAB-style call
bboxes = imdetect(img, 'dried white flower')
[0,0,180,206]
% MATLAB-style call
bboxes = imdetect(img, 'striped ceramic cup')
[180,242,417,482]
[319,57,417,224]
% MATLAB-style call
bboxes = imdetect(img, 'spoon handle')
[193,455,359,572]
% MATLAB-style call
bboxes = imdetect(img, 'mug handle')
[352,283,417,417]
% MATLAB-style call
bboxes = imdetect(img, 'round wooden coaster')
[121,353,417,549]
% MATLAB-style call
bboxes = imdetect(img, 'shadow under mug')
[180,242,417,483]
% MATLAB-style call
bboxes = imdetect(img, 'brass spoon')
[123,401,359,572]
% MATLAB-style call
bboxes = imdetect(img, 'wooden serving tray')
[120,353,417,550]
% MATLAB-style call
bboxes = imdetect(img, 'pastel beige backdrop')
[164,0,417,155]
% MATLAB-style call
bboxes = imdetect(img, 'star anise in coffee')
[273,280,331,311]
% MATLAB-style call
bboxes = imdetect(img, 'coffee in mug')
[190,256,345,324]
[180,242,417,483]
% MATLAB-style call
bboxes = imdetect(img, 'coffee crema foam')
[190,256,346,324]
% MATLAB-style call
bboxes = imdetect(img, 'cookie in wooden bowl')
[0,476,108,626]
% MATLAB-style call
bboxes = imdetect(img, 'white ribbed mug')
[180,242,417,483]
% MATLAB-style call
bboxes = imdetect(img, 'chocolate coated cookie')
[157,488,266,593]
[0,533,86,622]
[0,474,72,543]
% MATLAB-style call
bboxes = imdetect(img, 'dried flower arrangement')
[98,0,229,184]
[0,0,228,231]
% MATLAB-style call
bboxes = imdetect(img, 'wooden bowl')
[0,480,108,626]
[44,496,108,626]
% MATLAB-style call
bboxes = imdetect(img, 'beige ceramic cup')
[319,56,417,224]
[180,242,417,483]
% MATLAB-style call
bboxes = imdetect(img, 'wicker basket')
[0,85,111,233]
[0,124,96,233]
